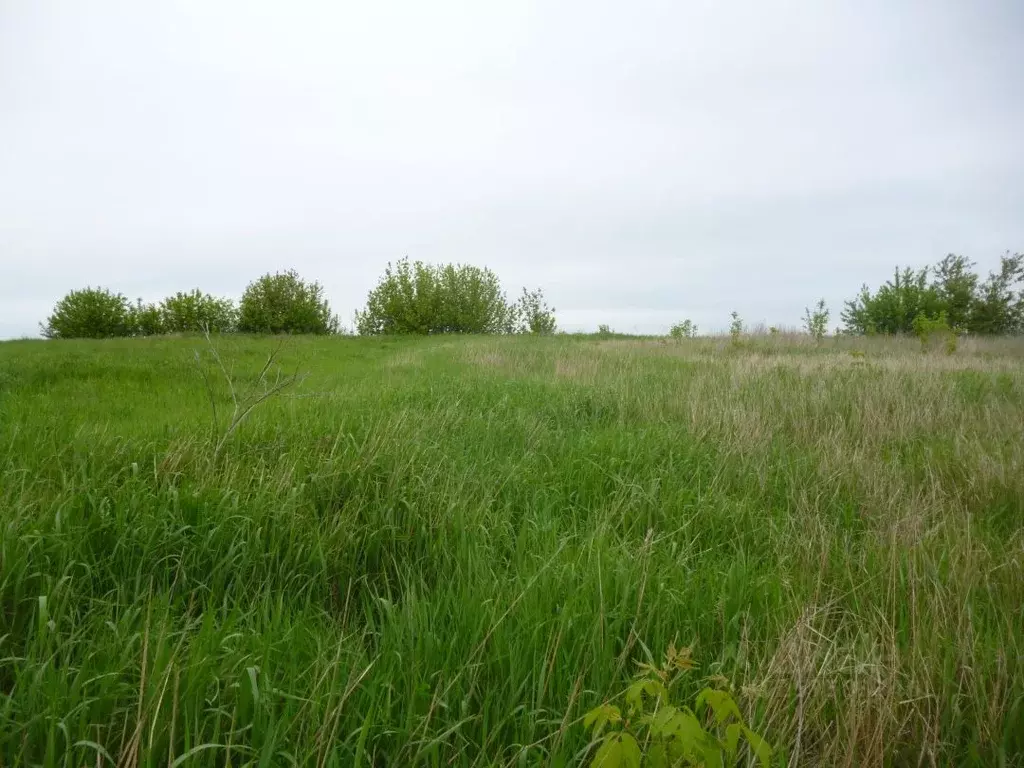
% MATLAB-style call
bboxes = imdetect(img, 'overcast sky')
[1,0,1022,338]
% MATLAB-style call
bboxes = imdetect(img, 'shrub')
[238,270,338,335]
[41,287,133,339]
[669,319,698,340]
[913,311,957,354]
[356,258,524,335]
[842,253,1023,335]
[129,299,165,336]
[970,252,1024,335]
[597,324,613,337]
[515,287,557,334]
[729,311,744,344]
[581,644,771,768]
[160,289,237,333]
[803,299,830,341]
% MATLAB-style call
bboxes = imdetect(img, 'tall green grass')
[1,333,1021,766]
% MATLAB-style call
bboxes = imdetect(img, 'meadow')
[0,332,1022,766]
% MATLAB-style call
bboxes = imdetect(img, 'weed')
[582,644,772,767]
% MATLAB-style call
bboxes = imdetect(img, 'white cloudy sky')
[1,0,1022,338]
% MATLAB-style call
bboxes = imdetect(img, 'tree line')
[842,252,1023,335]
[38,252,1022,340]
[40,259,557,339]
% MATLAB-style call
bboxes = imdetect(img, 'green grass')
[1,333,1022,766]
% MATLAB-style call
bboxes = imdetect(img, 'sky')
[1,0,1022,338]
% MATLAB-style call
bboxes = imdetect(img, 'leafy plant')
[583,644,772,767]
[161,289,237,333]
[598,324,614,337]
[516,287,557,334]
[238,270,338,335]
[129,299,165,336]
[768,326,779,337]
[729,312,743,345]
[971,252,1024,335]
[913,311,957,354]
[355,258,524,335]
[41,287,134,339]
[842,253,1023,335]
[669,319,697,341]
[803,299,830,341]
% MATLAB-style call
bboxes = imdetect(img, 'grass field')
[1,333,1022,766]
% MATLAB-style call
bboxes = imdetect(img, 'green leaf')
[696,687,743,725]
[591,733,641,768]
[671,707,706,746]
[648,705,679,737]
[625,678,669,714]
[584,704,621,737]
[724,723,742,756]
[743,726,773,768]
[646,742,671,768]
[699,743,725,768]
[618,733,641,768]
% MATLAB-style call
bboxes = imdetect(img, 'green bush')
[160,289,237,333]
[803,299,829,341]
[515,287,557,334]
[729,311,744,345]
[842,253,1023,335]
[669,319,697,340]
[238,270,338,335]
[913,311,957,354]
[41,287,134,339]
[129,299,165,336]
[356,258,544,335]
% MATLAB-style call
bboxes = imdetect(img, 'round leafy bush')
[42,288,134,339]
[237,270,338,335]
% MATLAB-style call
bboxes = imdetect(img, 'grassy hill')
[1,333,1022,766]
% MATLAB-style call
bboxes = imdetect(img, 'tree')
[931,254,978,331]
[515,287,557,334]
[841,267,942,334]
[356,258,525,335]
[160,289,237,333]
[969,252,1024,335]
[238,270,338,335]
[842,253,1023,335]
[130,299,164,336]
[41,287,133,339]
[803,299,829,341]
[669,319,697,340]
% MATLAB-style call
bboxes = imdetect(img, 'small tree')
[841,267,942,335]
[161,289,237,333]
[913,311,957,354]
[516,287,557,334]
[356,258,517,335]
[803,299,829,341]
[932,254,978,331]
[729,311,743,344]
[238,270,338,335]
[669,319,697,340]
[970,252,1023,335]
[41,287,133,339]
[130,299,165,336]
